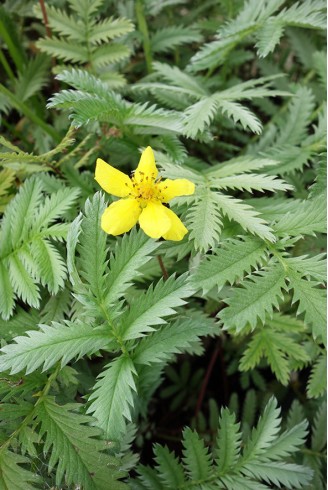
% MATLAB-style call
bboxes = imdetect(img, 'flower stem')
[157,255,168,280]
[135,0,153,73]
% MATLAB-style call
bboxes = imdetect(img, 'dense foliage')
[0,0,326,488]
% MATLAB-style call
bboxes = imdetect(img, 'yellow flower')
[95,146,195,240]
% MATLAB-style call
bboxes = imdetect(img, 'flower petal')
[158,178,195,202]
[162,208,188,241]
[101,198,141,236]
[135,146,158,182]
[139,201,171,239]
[95,158,132,197]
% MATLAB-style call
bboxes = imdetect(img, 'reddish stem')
[157,255,168,280]
[39,0,52,38]
[194,340,221,420]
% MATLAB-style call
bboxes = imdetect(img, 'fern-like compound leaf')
[215,409,242,473]
[87,355,137,440]
[0,322,111,374]
[0,450,40,490]
[191,236,267,294]
[35,397,126,489]
[105,228,160,309]
[182,428,213,481]
[219,262,287,332]
[133,314,217,366]
[119,273,194,341]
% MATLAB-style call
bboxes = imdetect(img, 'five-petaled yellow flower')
[95,146,195,240]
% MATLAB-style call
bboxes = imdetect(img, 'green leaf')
[88,17,134,43]
[77,192,108,302]
[213,192,275,242]
[0,322,111,374]
[274,197,326,236]
[275,86,315,146]
[36,37,89,63]
[311,401,327,452]
[35,397,126,489]
[182,96,219,138]
[10,178,43,246]
[187,188,223,251]
[211,173,292,193]
[219,262,286,332]
[206,156,280,178]
[91,44,131,68]
[240,326,310,385]
[242,397,281,462]
[0,261,14,320]
[285,254,326,283]
[255,19,284,57]
[191,236,267,294]
[242,461,313,488]
[154,444,185,488]
[32,186,81,231]
[182,428,212,481]
[151,26,202,53]
[215,409,242,474]
[133,314,217,365]
[8,254,40,308]
[105,229,160,310]
[119,274,194,340]
[265,420,308,460]
[87,355,137,440]
[307,354,327,398]
[0,450,40,490]
[30,238,66,294]
[34,4,85,41]
[219,100,262,134]
[288,269,326,340]
[15,54,50,102]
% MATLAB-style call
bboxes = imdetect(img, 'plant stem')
[0,83,61,142]
[38,0,52,38]
[0,49,15,81]
[135,0,153,73]
[0,363,61,453]
[157,255,168,280]
[194,339,221,420]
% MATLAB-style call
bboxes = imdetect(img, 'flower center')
[130,173,163,205]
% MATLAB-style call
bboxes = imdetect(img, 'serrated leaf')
[182,428,212,481]
[191,236,267,294]
[154,444,185,488]
[105,229,160,309]
[219,100,262,134]
[213,192,275,242]
[119,274,194,340]
[307,354,327,398]
[36,37,89,63]
[89,17,134,44]
[0,322,111,374]
[219,262,286,332]
[36,397,126,489]
[133,314,217,365]
[274,197,326,236]
[187,188,223,251]
[288,269,326,340]
[87,355,137,440]
[182,96,219,138]
[211,173,292,193]
[216,409,242,473]
[0,450,40,490]
[151,26,202,53]
[91,44,131,67]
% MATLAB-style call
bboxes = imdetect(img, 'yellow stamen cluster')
[127,171,168,206]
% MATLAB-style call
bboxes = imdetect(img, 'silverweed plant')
[0,0,326,489]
